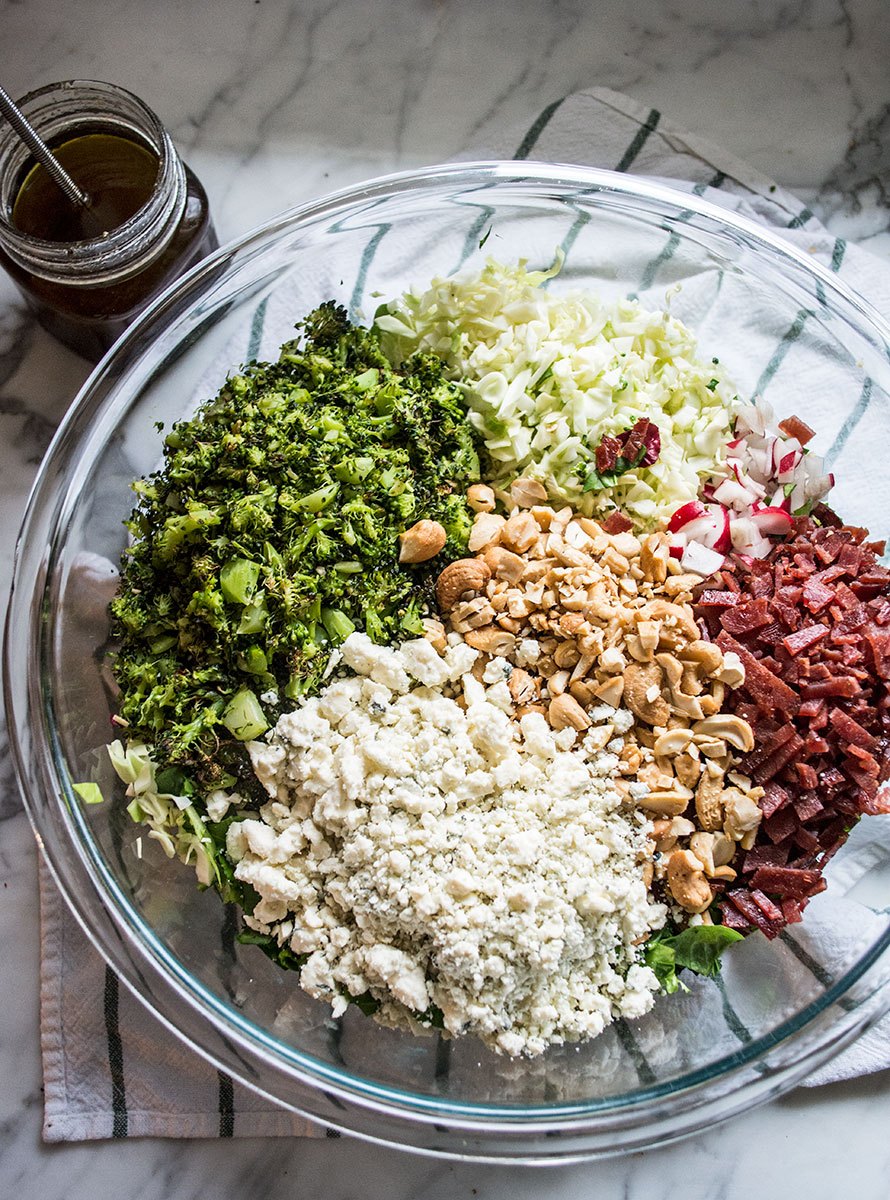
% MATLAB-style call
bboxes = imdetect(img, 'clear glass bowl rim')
[7,159,890,1146]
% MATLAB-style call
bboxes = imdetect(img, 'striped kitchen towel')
[40,85,890,1141]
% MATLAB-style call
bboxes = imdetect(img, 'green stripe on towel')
[246,295,269,362]
[614,108,661,173]
[614,1018,656,1085]
[513,96,567,160]
[752,307,813,398]
[826,377,873,466]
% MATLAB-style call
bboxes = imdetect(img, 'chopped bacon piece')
[725,891,783,939]
[743,842,790,871]
[697,590,740,607]
[778,415,816,445]
[794,792,823,821]
[802,578,835,612]
[781,898,804,924]
[716,632,801,714]
[764,807,798,844]
[618,417,661,467]
[759,781,791,818]
[719,902,753,932]
[792,826,821,854]
[782,624,829,657]
[820,766,846,789]
[750,889,785,921]
[595,435,621,474]
[829,708,878,751]
[694,515,890,938]
[795,763,819,789]
[800,676,860,699]
[751,732,805,784]
[750,867,826,900]
[860,789,890,815]
[600,510,633,535]
[720,598,772,635]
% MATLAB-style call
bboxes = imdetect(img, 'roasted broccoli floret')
[110,305,482,786]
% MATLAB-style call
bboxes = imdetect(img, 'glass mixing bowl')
[7,162,890,1163]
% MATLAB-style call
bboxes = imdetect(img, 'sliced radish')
[677,504,731,552]
[768,486,791,511]
[729,516,771,558]
[805,473,833,499]
[743,444,771,481]
[777,449,803,482]
[751,507,794,536]
[713,478,757,510]
[667,500,708,534]
[681,541,725,576]
[788,481,808,514]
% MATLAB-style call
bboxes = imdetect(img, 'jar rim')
[0,78,186,284]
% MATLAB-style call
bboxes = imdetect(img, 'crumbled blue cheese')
[234,633,665,1057]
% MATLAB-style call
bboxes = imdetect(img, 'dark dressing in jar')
[0,81,217,361]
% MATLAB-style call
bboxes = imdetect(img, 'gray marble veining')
[1,0,889,1196]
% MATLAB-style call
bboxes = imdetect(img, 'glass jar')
[0,79,218,361]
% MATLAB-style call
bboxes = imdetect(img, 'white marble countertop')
[2,1,890,1196]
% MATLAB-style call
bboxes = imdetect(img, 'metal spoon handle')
[0,83,91,209]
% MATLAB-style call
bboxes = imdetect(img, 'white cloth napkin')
[39,85,890,1142]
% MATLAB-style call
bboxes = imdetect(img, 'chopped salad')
[97,257,890,1057]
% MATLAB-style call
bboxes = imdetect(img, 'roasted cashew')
[692,714,755,753]
[468,512,506,552]
[463,626,516,656]
[507,668,538,706]
[436,558,491,611]
[398,519,447,563]
[483,545,526,584]
[547,692,592,732]
[466,483,496,513]
[509,477,549,507]
[666,848,713,913]
[623,661,670,725]
[695,769,725,832]
[638,787,693,816]
[723,788,763,843]
[501,511,540,553]
[653,728,694,757]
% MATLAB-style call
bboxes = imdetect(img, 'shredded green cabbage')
[378,257,739,527]
[107,739,217,886]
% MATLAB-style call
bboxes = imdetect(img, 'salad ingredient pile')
[433,486,762,921]
[234,634,663,1057]
[695,516,890,935]
[110,302,481,788]
[104,254,890,1058]
[377,257,736,526]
